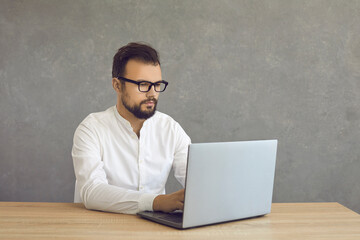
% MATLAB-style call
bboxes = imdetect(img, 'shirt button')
[140,186,144,190]
[139,159,143,164]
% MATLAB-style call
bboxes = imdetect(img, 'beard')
[121,94,158,119]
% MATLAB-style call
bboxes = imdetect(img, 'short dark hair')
[112,42,160,78]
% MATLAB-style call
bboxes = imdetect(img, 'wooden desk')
[0,202,359,239]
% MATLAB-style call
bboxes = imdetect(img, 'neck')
[116,104,145,137]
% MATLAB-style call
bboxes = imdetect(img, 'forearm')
[81,181,158,214]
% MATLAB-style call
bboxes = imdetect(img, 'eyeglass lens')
[139,82,166,92]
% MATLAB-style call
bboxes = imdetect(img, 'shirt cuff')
[138,193,159,212]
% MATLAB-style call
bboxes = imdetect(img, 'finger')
[180,188,185,197]
[177,201,184,210]
[176,189,185,198]
[175,188,184,194]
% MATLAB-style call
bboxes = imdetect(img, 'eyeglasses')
[118,77,168,92]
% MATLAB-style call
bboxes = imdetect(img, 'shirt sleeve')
[72,122,158,214]
[172,122,191,187]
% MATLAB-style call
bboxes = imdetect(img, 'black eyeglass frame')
[117,77,169,92]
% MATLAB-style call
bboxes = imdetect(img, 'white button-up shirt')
[72,106,191,214]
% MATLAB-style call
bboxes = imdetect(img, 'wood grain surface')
[0,202,359,239]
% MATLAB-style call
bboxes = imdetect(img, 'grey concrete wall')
[1,0,359,213]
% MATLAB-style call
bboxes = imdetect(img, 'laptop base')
[137,211,183,229]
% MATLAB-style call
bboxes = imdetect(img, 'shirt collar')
[113,105,132,130]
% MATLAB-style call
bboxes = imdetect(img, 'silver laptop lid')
[183,140,278,228]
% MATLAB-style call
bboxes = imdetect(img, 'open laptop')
[137,139,278,229]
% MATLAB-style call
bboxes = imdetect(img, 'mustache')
[140,98,158,105]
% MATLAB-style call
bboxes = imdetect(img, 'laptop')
[137,139,278,229]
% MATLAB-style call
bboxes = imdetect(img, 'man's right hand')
[152,189,185,212]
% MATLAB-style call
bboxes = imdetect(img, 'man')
[72,42,191,214]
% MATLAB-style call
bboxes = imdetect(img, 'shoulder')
[151,111,179,128]
[77,106,115,132]
[150,111,189,136]
[151,111,191,146]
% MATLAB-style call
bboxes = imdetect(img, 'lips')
[142,99,157,105]
[141,99,157,110]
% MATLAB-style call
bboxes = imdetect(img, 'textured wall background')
[1,0,359,213]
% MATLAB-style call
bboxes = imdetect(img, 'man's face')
[119,59,162,119]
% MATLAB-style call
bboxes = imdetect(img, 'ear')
[112,78,121,92]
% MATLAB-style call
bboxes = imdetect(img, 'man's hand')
[152,189,185,212]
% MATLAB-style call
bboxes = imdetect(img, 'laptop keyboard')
[157,211,183,224]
